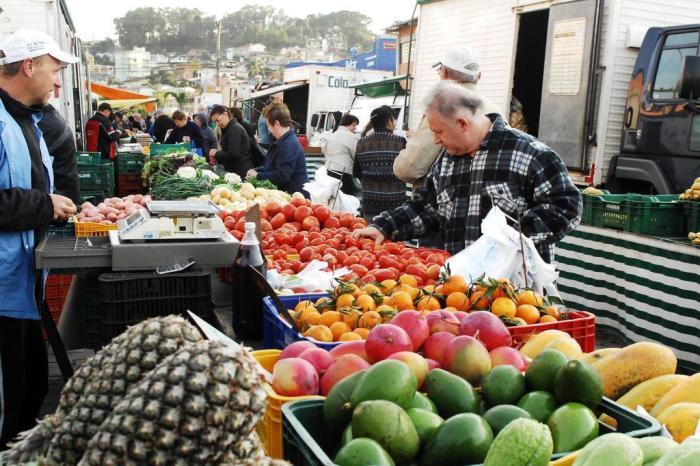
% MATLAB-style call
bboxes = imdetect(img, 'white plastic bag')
[303,166,360,216]
[442,206,558,294]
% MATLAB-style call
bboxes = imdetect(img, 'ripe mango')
[651,373,700,417]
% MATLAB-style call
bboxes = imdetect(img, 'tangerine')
[303,325,333,342]
[515,304,541,325]
[538,315,557,324]
[379,279,398,294]
[517,290,544,306]
[294,306,318,325]
[390,291,415,311]
[294,300,315,312]
[399,274,418,287]
[393,284,419,301]
[319,310,342,326]
[469,291,491,310]
[511,317,528,326]
[542,306,561,320]
[354,294,377,313]
[336,294,355,309]
[445,292,470,311]
[358,311,381,329]
[339,308,361,328]
[315,297,334,308]
[360,284,382,296]
[416,295,441,311]
[442,275,468,295]
[330,321,352,340]
[339,331,362,341]
[305,312,323,326]
[491,297,517,319]
[353,327,370,339]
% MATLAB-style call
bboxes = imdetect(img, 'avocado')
[340,422,353,447]
[334,438,396,466]
[517,391,558,423]
[483,405,533,435]
[407,391,438,413]
[482,365,527,406]
[526,349,569,392]
[424,368,479,418]
[323,370,366,433]
[352,400,420,464]
[350,360,417,409]
[406,408,444,445]
[548,402,599,454]
[420,413,494,466]
[554,359,604,410]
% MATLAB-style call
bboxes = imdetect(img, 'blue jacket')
[257,129,308,196]
[257,117,271,144]
[0,98,54,320]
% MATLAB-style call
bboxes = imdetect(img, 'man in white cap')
[0,29,78,448]
[394,46,503,184]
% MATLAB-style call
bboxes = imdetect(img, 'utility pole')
[216,20,222,92]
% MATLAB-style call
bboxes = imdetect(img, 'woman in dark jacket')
[230,107,256,140]
[246,103,308,196]
[209,105,253,178]
[194,112,218,159]
[165,110,205,152]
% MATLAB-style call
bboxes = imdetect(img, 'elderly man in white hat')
[394,46,503,185]
[0,29,79,448]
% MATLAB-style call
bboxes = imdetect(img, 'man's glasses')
[213,113,225,123]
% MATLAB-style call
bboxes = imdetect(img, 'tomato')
[258,207,269,221]
[260,220,273,232]
[425,253,444,265]
[378,256,401,269]
[349,264,368,276]
[323,217,341,229]
[294,240,309,251]
[272,232,290,245]
[308,231,322,241]
[290,196,308,207]
[234,218,246,232]
[345,245,359,254]
[289,260,303,273]
[360,256,376,269]
[265,201,281,216]
[309,238,324,247]
[272,250,286,260]
[426,264,441,280]
[336,251,349,263]
[324,247,338,257]
[405,264,428,281]
[338,213,355,228]
[289,221,302,232]
[281,203,296,221]
[322,254,337,265]
[231,230,243,240]
[223,219,236,230]
[351,222,366,230]
[312,253,323,261]
[343,255,359,267]
[299,247,314,262]
[269,213,286,229]
[382,242,401,254]
[313,205,331,222]
[294,205,313,223]
[374,268,396,281]
[301,216,320,231]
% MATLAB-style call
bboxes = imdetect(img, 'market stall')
[557,225,700,374]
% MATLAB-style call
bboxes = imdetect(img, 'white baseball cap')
[0,29,79,65]
[433,46,480,82]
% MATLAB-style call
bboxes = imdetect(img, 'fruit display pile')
[218,197,450,280]
[0,316,288,466]
[678,177,700,200]
[286,274,567,344]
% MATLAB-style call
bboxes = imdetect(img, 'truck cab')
[609,24,700,194]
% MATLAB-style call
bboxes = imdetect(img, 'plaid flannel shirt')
[372,115,582,263]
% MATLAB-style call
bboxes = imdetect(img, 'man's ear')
[456,117,470,132]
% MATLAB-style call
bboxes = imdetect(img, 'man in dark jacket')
[165,110,205,152]
[39,103,79,203]
[85,102,122,160]
[209,105,253,178]
[152,110,175,143]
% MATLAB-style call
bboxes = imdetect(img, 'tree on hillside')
[114,7,166,50]
[307,11,374,51]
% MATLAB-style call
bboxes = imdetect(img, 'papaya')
[650,373,700,417]
[579,348,621,365]
[635,437,677,466]
[655,440,700,466]
[654,402,700,443]
[615,374,689,413]
[543,336,583,359]
[572,433,643,466]
[483,418,552,466]
[592,342,677,400]
[520,330,571,359]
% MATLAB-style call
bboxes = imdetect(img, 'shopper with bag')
[353,81,581,263]
[322,113,359,195]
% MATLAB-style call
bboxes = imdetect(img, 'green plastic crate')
[47,222,74,238]
[281,398,661,466]
[684,201,700,234]
[75,151,102,166]
[150,143,192,155]
[78,162,114,192]
[116,152,145,175]
[79,190,111,205]
[584,194,684,237]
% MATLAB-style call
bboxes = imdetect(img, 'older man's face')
[426,110,471,156]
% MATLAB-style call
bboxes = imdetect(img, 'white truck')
[410,0,700,192]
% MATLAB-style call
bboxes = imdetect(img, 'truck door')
[538,0,600,170]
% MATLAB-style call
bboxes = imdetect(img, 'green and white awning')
[556,225,700,373]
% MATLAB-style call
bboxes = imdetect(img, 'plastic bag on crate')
[442,206,558,294]
[268,260,349,293]
[303,167,360,216]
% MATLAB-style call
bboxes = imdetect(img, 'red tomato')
[295,240,309,251]
[343,255,359,267]
[426,264,441,280]
[351,222,366,230]
[374,268,396,281]
[272,250,286,260]
[338,213,355,228]
[425,253,443,265]
[378,256,401,269]
[258,207,269,221]
[315,244,329,254]
[223,219,236,230]
[270,213,286,229]
[289,222,302,232]
[309,238,324,247]
[405,264,427,281]
[231,230,243,240]
[294,205,313,223]
[325,247,338,257]
[308,231,322,241]
[336,251,349,263]
[301,216,320,231]
[234,218,246,232]
[322,254,337,265]
[299,247,314,262]
[349,264,368,276]
[313,205,331,222]
[323,217,341,229]
[265,201,281,216]
[281,203,296,221]
[260,220,273,232]
[273,232,290,245]
[290,196,308,207]
[360,256,376,269]
[292,232,304,244]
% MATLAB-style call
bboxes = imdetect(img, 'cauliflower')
[176,166,196,178]
[201,170,219,181]
[224,172,242,184]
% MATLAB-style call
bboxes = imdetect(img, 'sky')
[65,0,417,42]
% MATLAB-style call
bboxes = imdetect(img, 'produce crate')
[510,310,596,353]
[75,151,102,166]
[252,349,323,459]
[116,152,145,175]
[78,162,114,192]
[584,194,684,236]
[263,294,338,351]
[150,142,191,155]
[44,274,73,323]
[281,397,662,466]
[116,173,145,196]
[78,190,110,205]
[85,268,213,348]
[684,201,700,234]
[73,215,118,237]
[47,222,74,238]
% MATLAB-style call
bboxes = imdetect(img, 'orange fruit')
[491,279,515,300]
[543,306,561,320]
[334,282,360,298]
[360,284,382,296]
[515,304,541,325]
[416,295,441,311]
[294,306,318,325]
[305,312,323,326]
[469,291,491,310]
[354,294,377,313]
[303,325,333,342]
[491,297,517,319]
[319,310,342,326]
[339,331,362,341]
[358,311,381,329]
[445,292,470,311]
[399,274,418,287]
[393,284,419,301]
[517,290,544,306]
[294,300,315,312]
[422,285,436,295]
[379,279,397,294]
[376,304,397,323]
[538,315,557,324]
[353,327,370,339]
[390,291,415,311]
[340,308,361,328]
[443,306,458,312]
[442,275,468,295]
[336,294,355,309]
[330,321,352,340]
[434,284,445,295]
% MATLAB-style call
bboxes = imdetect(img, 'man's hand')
[246,169,257,180]
[352,226,385,245]
[50,194,76,221]
[208,148,217,158]
[182,136,191,143]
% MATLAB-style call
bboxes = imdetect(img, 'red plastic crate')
[45,274,73,323]
[116,173,145,196]
[217,267,232,284]
[509,310,596,352]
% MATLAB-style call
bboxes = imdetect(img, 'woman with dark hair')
[247,103,308,196]
[194,112,218,158]
[323,113,359,195]
[354,105,408,220]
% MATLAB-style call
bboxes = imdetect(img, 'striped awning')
[556,224,700,373]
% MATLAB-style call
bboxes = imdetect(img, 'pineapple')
[77,340,266,465]
[3,316,202,465]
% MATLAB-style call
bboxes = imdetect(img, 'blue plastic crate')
[263,293,340,350]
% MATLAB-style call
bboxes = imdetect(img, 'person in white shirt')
[322,113,360,194]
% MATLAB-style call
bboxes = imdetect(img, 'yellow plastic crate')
[73,215,118,237]
[251,349,323,459]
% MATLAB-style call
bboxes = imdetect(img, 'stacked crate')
[76,151,114,204]
[115,152,146,196]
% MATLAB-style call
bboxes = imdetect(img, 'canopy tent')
[348,74,409,98]
[240,82,307,102]
[90,82,157,112]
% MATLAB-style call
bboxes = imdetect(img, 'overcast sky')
[65,0,416,41]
